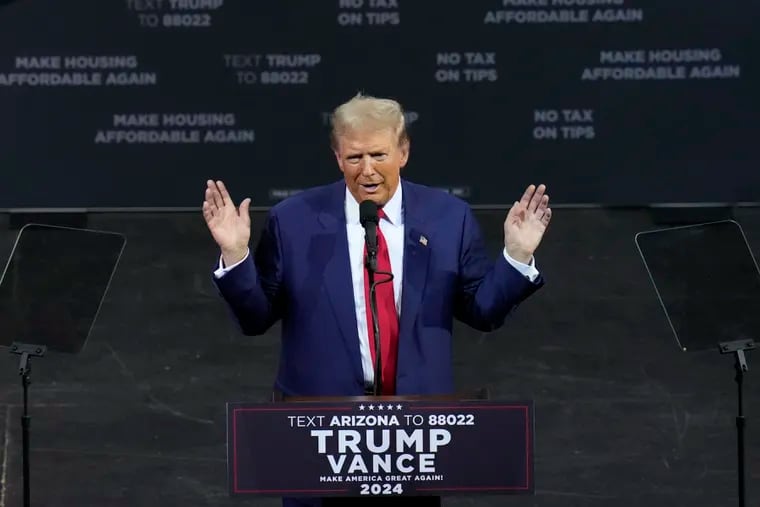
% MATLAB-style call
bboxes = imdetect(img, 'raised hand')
[503,184,552,264]
[202,180,251,266]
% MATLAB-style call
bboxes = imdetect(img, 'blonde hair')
[330,93,409,149]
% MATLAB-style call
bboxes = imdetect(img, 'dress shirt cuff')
[213,249,250,279]
[502,248,540,283]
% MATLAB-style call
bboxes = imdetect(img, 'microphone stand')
[365,247,383,396]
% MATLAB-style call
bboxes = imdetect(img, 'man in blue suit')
[203,94,552,506]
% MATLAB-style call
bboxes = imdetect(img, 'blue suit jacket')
[214,179,544,398]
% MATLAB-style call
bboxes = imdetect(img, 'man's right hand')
[202,179,251,267]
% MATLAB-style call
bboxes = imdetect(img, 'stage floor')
[0,207,758,506]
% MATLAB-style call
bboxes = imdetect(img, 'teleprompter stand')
[719,338,755,507]
[9,343,46,507]
[636,219,760,507]
[0,223,126,507]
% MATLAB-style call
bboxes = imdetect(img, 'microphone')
[359,199,382,395]
[360,200,379,272]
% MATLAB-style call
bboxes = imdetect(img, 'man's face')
[333,128,409,206]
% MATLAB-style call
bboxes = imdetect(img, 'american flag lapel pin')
[419,235,428,246]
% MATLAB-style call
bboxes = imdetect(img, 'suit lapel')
[399,181,430,338]
[320,183,364,384]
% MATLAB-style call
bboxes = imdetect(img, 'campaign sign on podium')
[227,399,533,498]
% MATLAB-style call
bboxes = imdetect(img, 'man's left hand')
[504,184,552,264]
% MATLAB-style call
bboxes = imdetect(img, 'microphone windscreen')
[359,200,378,226]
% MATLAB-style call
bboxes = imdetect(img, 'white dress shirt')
[214,184,541,384]
[345,185,404,385]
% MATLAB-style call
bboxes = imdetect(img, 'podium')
[226,390,534,501]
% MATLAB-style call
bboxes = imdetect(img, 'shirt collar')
[345,181,403,226]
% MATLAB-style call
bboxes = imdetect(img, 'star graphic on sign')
[358,405,365,411]
[396,404,403,410]
[377,404,385,411]
[386,404,394,410]
[368,404,375,411]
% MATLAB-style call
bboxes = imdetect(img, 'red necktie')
[363,209,399,395]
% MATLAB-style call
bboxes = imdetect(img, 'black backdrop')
[0,0,757,209]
